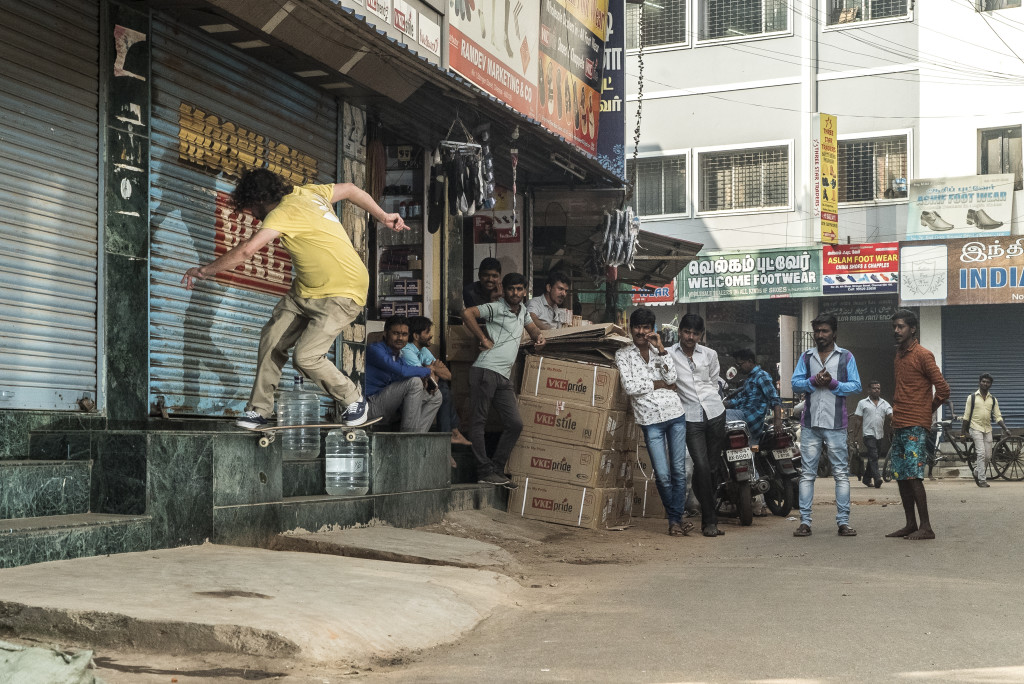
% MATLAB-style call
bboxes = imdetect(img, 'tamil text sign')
[900,236,1024,306]
[683,248,821,302]
[905,174,1014,241]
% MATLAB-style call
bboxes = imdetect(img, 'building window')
[838,134,908,203]
[627,156,688,216]
[979,126,1023,190]
[699,0,788,41]
[826,0,909,25]
[978,0,1021,10]
[627,1,687,49]
[698,145,789,212]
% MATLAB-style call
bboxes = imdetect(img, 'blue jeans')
[798,426,851,527]
[641,416,689,524]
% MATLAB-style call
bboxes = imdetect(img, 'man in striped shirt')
[887,309,949,540]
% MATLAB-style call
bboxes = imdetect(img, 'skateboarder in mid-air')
[181,168,406,428]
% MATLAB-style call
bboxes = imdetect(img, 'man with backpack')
[962,373,1010,488]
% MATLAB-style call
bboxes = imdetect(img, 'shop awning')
[533,188,703,288]
[134,0,624,188]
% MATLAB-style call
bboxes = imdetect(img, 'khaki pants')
[247,293,362,417]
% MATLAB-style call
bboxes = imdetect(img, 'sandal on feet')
[837,524,857,537]
[668,522,686,536]
[793,523,812,537]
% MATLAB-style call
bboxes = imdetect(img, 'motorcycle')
[711,419,765,526]
[754,419,800,517]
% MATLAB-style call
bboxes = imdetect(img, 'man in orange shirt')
[887,309,949,540]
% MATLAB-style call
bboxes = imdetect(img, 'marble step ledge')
[0,460,92,520]
[0,513,152,570]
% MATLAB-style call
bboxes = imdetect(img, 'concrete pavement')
[0,540,519,667]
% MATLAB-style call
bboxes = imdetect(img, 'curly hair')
[231,169,293,212]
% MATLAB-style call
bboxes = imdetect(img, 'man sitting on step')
[365,315,442,432]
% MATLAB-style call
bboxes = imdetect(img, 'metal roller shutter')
[0,0,100,411]
[149,16,340,417]
[941,305,1024,426]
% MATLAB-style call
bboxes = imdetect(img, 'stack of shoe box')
[505,355,637,529]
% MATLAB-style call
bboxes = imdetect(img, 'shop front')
[900,236,1024,425]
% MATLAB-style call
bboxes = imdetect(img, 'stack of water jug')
[276,376,369,496]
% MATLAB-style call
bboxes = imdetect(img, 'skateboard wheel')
[345,432,356,442]
[259,437,270,448]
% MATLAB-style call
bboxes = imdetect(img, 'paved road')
[366,479,1024,683]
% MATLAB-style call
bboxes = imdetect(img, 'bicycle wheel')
[994,436,1024,481]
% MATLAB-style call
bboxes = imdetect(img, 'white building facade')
[625,0,1024,417]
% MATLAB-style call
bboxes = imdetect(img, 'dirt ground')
[11,485,920,683]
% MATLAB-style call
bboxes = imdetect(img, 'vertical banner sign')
[815,112,838,244]
[822,242,898,295]
[904,174,1015,241]
[596,0,624,177]
[538,0,608,156]
[448,0,540,120]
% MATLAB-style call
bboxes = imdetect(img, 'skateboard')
[250,417,382,447]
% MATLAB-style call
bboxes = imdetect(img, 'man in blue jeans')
[791,313,862,537]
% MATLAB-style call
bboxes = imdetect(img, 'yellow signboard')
[819,113,838,244]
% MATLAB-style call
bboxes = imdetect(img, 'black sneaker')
[342,398,368,426]
[236,410,269,429]
[478,472,515,487]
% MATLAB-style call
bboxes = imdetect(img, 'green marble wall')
[104,1,152,423]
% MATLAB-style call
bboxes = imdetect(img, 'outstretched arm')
[181,227,281,289]
[331,183,407,233]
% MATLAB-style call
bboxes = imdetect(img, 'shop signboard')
[812,113,838,244]
[418,12,441,56]
[538,0,608,156]
[631,280,674,305]
[832,294,900,323]
[822,242,898,295]
[900,236,1024,306]
[905,174,1014,241]
[392,0,417,41]
[682,247,821,302]
[448,0,541,120]
[596,0,624,177]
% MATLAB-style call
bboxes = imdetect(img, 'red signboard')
[213,191,292,296]
[631,281,675,305]
[822,242,898,295]
[448,26,537,120]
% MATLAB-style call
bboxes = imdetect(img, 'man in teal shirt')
[462,272,546,486]
[400,315,472,448]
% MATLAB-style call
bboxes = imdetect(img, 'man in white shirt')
[526,270,569,330]
[667,313,726,538]
[852,380,892,489]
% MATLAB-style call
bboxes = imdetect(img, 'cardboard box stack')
[505,329,639,530]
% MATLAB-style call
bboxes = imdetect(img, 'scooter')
[711,419,764,526]
[754,419,800,517]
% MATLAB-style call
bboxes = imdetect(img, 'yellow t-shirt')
[261,184,369,304]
